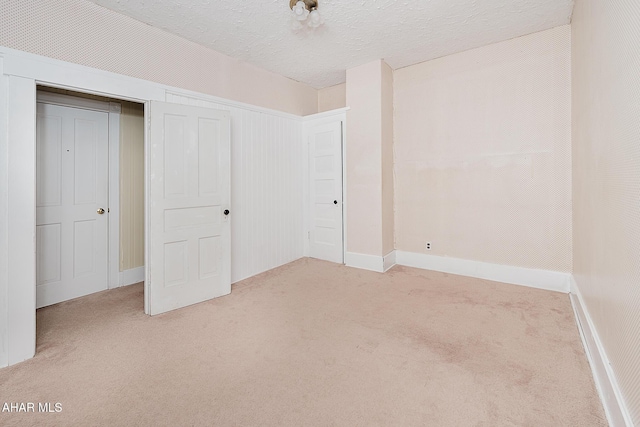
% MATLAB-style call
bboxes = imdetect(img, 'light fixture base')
[290,0,318,11]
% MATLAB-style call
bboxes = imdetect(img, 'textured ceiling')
[85,0,574,89]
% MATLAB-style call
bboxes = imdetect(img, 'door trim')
[36,90,122,291]
[107,103,121,290]
[1,44,310,367]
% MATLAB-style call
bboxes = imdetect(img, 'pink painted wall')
[394,26,571,271]
[346,61,383,255]
[318,84,346,113]
[345,60,394,257]
[572,0,640,423]
[381,62,394,256]
[0,0,317,115]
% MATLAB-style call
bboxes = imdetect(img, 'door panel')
[148,101,231,315]
[73,220,96,277]
[308,121,344,264]
[36,115,63,207]
[73,119,99,204]
[36,103,109,308]
[36,224,62,284]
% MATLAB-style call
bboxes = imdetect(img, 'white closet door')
[36,103,109,308]
[148,101,231,315]
[308,121,344,264]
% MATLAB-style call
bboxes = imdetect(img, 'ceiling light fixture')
[290,0,323,30]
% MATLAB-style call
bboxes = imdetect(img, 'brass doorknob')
[97,208,105,215]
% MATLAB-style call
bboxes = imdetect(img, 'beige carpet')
[0,258,606,426]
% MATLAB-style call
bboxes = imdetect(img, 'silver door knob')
[97,208,105,215]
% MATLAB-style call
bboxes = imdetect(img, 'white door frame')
[302,108,349,264]
[0,47,164,367]
[36,90,122,291]
[0,46,309,368]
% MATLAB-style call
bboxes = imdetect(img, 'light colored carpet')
[0,258,606,426]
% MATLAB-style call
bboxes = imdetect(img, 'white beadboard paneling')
[166,93,304,283]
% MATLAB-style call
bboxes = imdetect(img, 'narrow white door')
[148,101,231,315]
[308,121,344,264]
[36,103,109,308]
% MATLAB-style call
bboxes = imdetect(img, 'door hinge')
[308,231,310,240]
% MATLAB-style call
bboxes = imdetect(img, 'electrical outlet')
[425,242,432,250]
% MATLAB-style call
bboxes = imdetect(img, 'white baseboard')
[119,266,145,287]
[570,277,633,427]
[394,251,570,293]
[345,252,384,273]
[383,251,396,272]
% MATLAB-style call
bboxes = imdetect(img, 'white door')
[36,102,109,308]
[148,101,231,315]
[308,121,344,264]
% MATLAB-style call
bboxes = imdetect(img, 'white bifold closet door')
[36,102,109,308]
[148,101,231,315]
